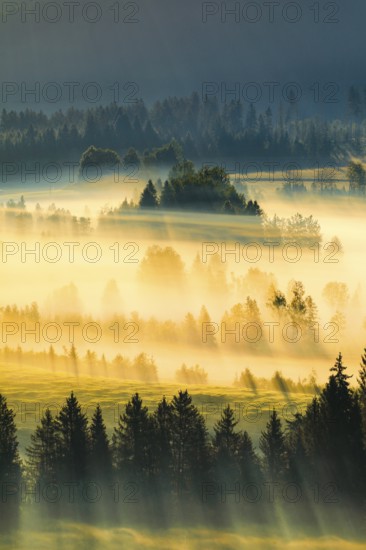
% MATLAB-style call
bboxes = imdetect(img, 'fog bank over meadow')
[0,172,365,383]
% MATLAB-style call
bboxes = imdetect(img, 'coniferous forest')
[1,352,366,537]
[1,88,366,165]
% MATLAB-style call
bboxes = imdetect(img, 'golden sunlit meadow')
[0,362,314,457]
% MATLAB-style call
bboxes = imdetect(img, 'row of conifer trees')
[1,352,366,528]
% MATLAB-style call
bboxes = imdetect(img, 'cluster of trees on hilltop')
[2,88,366,165]
[1,352,366,532]
[97,165,262,215]
[137,165,263,215]
[1,165,263,218]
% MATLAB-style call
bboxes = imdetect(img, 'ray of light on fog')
[0,174,365,384]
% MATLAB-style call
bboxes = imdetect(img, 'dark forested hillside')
[2,87,366,165]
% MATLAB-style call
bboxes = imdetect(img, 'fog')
[0,172,365,385]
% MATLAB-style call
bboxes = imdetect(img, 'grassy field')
[0,362,314,456]
[1,524,365,550]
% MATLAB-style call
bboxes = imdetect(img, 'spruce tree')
[170,390,210,493]
[26,409,60,485]
[160,180,176,208]
[330,351,353,386]
[285,413,309,484]
[139,180,158,208]
[153,397,173,489]
[113,393,153,481]
[318,353,365,499]
[0,395,21,484]
[238,430,262,485]
[0,395,21,528]
[302,397,323,481]
[259,409,287,481]
[213,405,240,478]
[56,392,89,481]
[90,405,112,481]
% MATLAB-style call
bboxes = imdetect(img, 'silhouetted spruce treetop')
[112,392,152,479]
[213,405,240,455]
[55,391,90,480]
[90,404,113,478]
[139,180,159,208]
